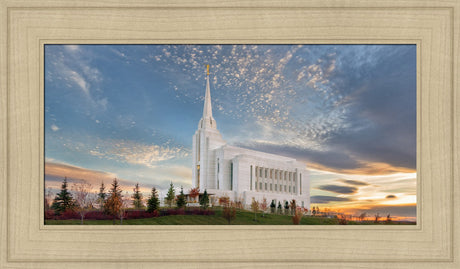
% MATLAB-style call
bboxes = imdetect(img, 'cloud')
[238,140,415,175]
[45,157,194,200]
[386,195,397,199]
[50,124,60,132]
[111,48,127,59]
[317,184,358,194]
[46,161,124,186]
[67,69,89,96]
[88,139,190,168]
[324,46,416,170]
[205,45,416,173]
[64,45,80,52]
[347,204,416,218]
[44,161,162,195]
[311,195,353,204]
[337,179,369,186]
[45,45,107,111]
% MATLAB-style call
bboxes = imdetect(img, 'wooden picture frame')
[0,0,458,268]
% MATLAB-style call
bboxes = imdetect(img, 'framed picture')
[43,44,417,226]
[1,0,458,268]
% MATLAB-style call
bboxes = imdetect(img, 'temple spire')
[203,64,213,119]
[199,65,216,129]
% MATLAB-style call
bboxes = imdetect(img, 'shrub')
[189,187,200,202]
[58,209,79,220]
[124,210,158,219]
[85,211,113,220]
[218,196,230,206]
[159,208,215,217]
[45,210,55,220]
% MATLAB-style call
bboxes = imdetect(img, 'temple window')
[250,165,253,191]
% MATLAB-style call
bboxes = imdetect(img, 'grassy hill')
[45,208,415,225]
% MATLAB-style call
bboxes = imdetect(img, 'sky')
[45,44,417,221]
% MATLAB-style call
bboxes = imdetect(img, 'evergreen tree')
[132,183,143,209]
[51,177,75,215]
[277,201,282,214]
[146,187,160,213]
[270,200,276,214]
[284,201,289,215]
[199,189,209,209]
[165,182,175,208]
[176,186,187,208]
[105,178,123,224]
[97,182,106,210]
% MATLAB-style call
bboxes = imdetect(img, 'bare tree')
[260,197,268,218]
[120,191,130,225]
[222,204,236,224]
[337,214,348,225]
[44,187,54,211]
[72,180,96,225]
[289,199,296,215]
[374,213,381,224]
[385,214,392,224]
[358,212,367,222]
[251,198,259,221]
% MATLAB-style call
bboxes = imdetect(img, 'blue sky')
[45,44,416,219]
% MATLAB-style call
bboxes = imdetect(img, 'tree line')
[47,177,211,224]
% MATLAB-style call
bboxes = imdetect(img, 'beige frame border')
[0,1,458,268]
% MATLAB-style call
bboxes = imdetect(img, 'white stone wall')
[192,127,225,192]
[206,146,311,210]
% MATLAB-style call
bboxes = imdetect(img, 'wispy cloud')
[64,45,80,52]
[45,45,107,111]
[308,167,416,216]
[337,179,369,186]
[311,196,353,204]
[53,133,191,168]
[50,124,59,132]
[46,161,119,186]
[317,184,358,194]
[45,161,152,194]
[90,139,190,168]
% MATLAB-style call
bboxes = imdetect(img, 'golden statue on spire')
[206,64,210,76]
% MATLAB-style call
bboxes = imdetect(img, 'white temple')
[192,65,310,210]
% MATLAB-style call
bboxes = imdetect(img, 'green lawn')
[45,208,415,225]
